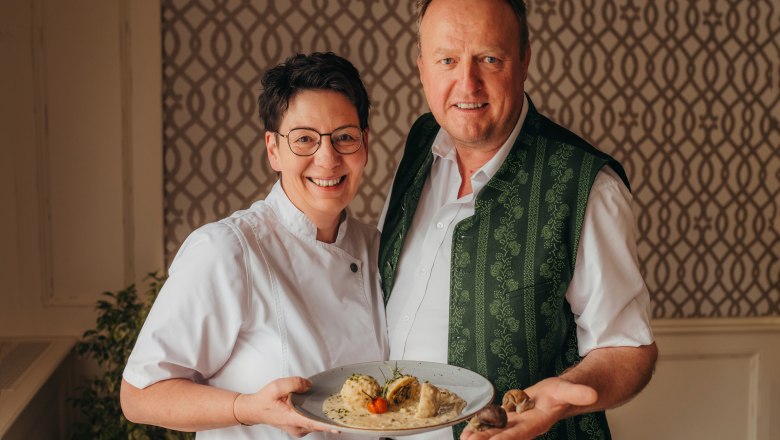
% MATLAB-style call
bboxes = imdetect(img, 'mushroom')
[467,404,508,432]
[502,389,534,414]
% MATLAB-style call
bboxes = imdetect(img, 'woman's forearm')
[120,378,241,431]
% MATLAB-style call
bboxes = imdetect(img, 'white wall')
[608,318,780,440]
[0,0,163,337]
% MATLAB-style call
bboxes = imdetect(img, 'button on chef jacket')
[124,181,389,440]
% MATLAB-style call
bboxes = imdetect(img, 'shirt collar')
[430,94,530,184]
[262,181,349,245]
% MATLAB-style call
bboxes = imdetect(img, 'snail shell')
[502,389,535,414]
[467,404,508,431]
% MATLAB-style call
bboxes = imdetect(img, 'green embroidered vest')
[379,97,629,439]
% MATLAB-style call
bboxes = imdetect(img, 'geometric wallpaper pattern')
[162,1,780,319]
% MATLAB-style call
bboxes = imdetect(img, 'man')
[378,0,658,439]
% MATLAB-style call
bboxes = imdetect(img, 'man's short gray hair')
[415,0,530,55]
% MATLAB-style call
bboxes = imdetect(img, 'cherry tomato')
[367,396,388,414]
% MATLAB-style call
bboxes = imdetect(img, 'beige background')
[162,0,779,319]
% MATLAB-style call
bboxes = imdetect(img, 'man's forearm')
[558,342,658,417]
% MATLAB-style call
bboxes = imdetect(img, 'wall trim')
[32,0,131,308]
[119,0,135,288]
[611,319,780,440]
[652,317,780,335]
[30,0,55,307]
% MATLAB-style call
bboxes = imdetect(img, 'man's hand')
[461,343,658,439]
[461,378,597,440]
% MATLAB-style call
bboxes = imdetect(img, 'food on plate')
[415,383,441,418]
[366,395,388,414]
[384,373,420,406]
[466,404,507,432]
[323,365,467,429]
[416,382,467,419]
[339,374,382,411]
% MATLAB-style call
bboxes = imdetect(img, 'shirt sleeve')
[566,167,655,356]
[123,221,250,389]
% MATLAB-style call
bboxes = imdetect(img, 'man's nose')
[459,60,482,91]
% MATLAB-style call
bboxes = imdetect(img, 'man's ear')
[521,43,532,82]
[416,54,424,80]
[265,131,282,172]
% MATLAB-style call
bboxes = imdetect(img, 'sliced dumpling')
[384,375,421,406]
[437,387,467,415]
[415,382,441,418]
[340,374,381,411]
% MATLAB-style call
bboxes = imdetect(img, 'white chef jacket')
[124,182,389,440]
[379,97,654,440]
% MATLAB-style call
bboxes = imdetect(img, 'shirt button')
[350,263,358,273]
[420,268,427,275]
[403,315,410,321]
[436,222,444,229]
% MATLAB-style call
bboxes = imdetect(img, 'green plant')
[69,271,194,440]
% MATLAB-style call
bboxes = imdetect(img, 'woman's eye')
[295,136,315,144]
[335,134,357,142]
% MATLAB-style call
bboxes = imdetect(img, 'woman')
[120,52,388,439]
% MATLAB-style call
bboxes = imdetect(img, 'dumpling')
[437,387,466,415]
[384,375,421,406]
[340,374,381,411]
[415,382,441,418]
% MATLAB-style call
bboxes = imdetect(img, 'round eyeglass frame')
[275,126,365,157]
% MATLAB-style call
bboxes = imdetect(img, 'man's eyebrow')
[428,47,454,55]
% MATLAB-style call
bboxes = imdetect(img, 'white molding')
[652,351,761,439]
[30,0,56,307]
[119,0,135,288]
[127,0,164,281]
[748,351,759,440]
[652,317,780,334]
[609,317,780,440]
[30,0,138,307]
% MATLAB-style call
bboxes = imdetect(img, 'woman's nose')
[314,135,341,166]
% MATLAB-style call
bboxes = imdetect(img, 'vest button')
[350,263,358,273]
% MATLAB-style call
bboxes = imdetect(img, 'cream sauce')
[322,393,464,430]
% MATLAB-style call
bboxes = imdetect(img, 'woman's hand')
[234,377,335,437]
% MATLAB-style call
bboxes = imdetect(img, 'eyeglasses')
[276,126,364,156]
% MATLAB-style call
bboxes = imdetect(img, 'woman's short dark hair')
[258,52,370,133]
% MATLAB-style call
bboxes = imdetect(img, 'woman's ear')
[362,129,369,166]
[265,131,282,172]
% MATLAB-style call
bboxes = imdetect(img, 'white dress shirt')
[379,97,653,439]
[124,182,388,440]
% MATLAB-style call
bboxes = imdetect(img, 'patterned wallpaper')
[161,0,780,319]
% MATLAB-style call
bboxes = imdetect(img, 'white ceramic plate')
[290,360,494,437]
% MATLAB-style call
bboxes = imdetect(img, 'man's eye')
[440,57,454,65]
[483,56,498,63]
